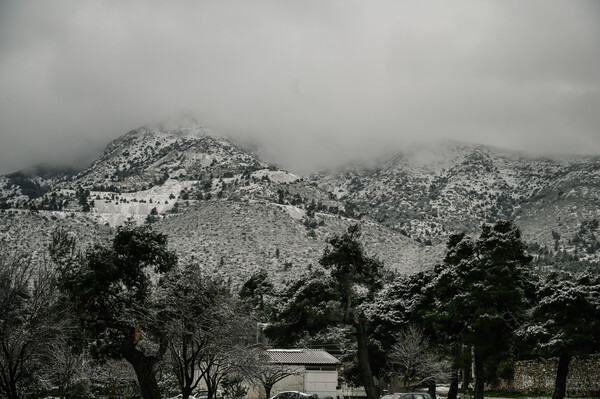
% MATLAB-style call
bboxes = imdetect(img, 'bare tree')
[38,337,93,398]
[387,325,450,399]
[159,266,259,399]
[92,359,140,397]
[198,302,258,399]
[0,251,69,399]
[221,373,249,399]
[199,331,258,399]
[167,319,210,399]
[160,267,227,399]
[253,357,298,399]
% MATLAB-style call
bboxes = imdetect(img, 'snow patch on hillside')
[251,169,300,184]
[91,179,194,227]
[272,203,306,220]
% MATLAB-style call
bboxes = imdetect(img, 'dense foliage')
[1,218,599,399]
[267,225,383,399]
[50,224,178,399]
[521,270,600,399]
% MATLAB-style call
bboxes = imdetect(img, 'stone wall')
[509,355,600,396]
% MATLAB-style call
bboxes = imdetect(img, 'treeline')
[0,226,273,399]
[244,221,600,399]
[1,221,599,399]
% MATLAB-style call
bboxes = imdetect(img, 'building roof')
[266,349,341,365]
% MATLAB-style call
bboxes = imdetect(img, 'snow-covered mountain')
[0,119,439,284]
[311,141,600,267]
[1,121,599,283]
[74,118,267,192]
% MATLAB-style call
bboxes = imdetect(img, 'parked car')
[381,393,430,399]
[270,391,317,399]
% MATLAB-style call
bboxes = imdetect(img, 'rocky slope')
[1,123,598,282]
[0,119,437,285]
[311,141,600,267]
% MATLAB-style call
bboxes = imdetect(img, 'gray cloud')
[1,0,599,174]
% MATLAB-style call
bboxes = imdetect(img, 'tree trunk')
[447,369,459,399]
[120,330,162,399]
[264,384,272,399]
[461,365,471,393]
[5,377,18,399]
[0,350,20,399]
[207,379,217,399]
[354,321,378,399]
[428,381,437,399]
[206,372,222,399]
[176,336,195,399]
[130,359,163,399]
[473,348,485,399]
[3,367,19,399]
[461,345,472,392]
[551,354,572,399]
[182,385,193,399]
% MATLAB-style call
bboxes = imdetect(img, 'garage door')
[304,370,338,397]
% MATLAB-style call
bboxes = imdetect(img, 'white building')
[253,349,340,399]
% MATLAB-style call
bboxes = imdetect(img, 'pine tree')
[435,220,533,399]
[267,225,383,399]
[523,270,600,399]
[319,224,383,399]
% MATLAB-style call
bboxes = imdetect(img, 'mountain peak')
[2,122,599,280]
[66,119,266,192]
[141,115,218,140]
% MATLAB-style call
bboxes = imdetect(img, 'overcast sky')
[1,1,599,174]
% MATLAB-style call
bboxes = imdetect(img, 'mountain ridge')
[1,120,598,283]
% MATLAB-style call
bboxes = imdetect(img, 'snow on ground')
[91,179,195,227]
[251,169,300,184]
[271,203,306,220]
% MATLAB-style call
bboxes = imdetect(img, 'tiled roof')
[266,349,340,365]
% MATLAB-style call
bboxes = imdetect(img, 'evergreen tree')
[368,268,456,399]
[265,270,340,347]
[522,270,600,399]
[267,225,383,399]
[425,262,473,399]
[50,225,178,399]
[435,220,533,399]
[239,269,275,315]
[319,224,383,399]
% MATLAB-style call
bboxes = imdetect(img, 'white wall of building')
[249,366,339,399]
[270,365,305,396]
[303,369,338,398]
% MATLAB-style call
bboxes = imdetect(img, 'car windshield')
[392,394,430,399]
[274,393,298,399]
